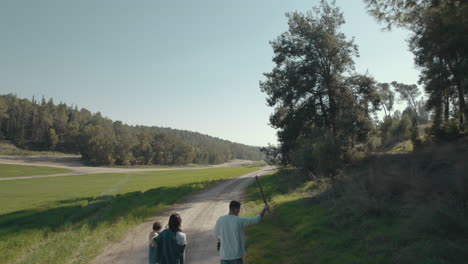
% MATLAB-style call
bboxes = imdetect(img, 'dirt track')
[0,155,255,181]
[91,166,274,264]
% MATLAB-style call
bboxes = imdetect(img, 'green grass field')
[0,164,72,178]
[0,166,261,264]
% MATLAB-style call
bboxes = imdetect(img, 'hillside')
[242,139,468,263]
[0,94,264,165]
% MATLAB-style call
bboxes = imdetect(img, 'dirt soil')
[90,166,274,264]
[0,155,256,181]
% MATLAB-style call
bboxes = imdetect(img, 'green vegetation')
[0,166,260,264]
[0,164,72,178]
[0,140,71,156]
[243,142,468,263]
[386,139,413,153]
[0,95,263,165]
[366,0,467,131]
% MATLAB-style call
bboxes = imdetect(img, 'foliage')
[376,82,395,117]
[363,0,457,29]
[242,142,468,263]
[365,0,468,134]
[260,1,380,182]
[339,142,468,244]
[0,94,264,165]
[47,128,59,151]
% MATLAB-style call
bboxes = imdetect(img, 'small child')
[149,221,162,264]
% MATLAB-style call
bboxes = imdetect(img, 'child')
[149,221,162,264]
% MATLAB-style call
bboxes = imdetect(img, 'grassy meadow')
[0,164,72,178]
[0,166,261,264]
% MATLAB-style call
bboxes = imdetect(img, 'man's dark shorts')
[220,258,243,264]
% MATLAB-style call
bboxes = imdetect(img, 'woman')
[154,213,187,264]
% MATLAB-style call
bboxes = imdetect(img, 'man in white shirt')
[213,200,270,264]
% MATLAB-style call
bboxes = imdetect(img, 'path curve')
[0,155,256,181]
[91,165,274,264]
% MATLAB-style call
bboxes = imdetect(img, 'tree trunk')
[318,94,330,129]
[444,88,449,124]
[382,103,388,117]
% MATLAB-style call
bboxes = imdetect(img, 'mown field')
[0,164,72,178]
[0,165,261,264]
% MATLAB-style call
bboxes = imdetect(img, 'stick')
[255,175,270,213]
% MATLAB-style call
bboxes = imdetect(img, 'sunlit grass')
[387,139,413,152]
[0,164,72,178]
[0,166,261,264]
[242,170,401,264]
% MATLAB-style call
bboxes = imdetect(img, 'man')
[213,200,270,264]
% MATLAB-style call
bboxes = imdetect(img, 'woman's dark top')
[154,229,186,264]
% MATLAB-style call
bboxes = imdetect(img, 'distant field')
[0,164,72,178]
[0,166,261,264]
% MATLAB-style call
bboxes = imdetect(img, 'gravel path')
[90,166,274,264]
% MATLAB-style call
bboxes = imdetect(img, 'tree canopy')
[365,0,468,132]
[260,0,380,180]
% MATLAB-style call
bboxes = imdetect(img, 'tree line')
[260,0,466,187]
[366,0,468,134]
[0,94,263,165]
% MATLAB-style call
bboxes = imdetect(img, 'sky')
[0,0,419,147]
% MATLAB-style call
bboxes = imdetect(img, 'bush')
[340,141,468,222]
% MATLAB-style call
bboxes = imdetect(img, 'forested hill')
[0,94,264,165]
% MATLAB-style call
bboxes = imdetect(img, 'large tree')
[365,0,468,131]
[260,0,380,181]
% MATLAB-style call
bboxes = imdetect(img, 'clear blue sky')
[0,0,419,147]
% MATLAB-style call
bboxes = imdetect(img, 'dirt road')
[0,155,256,181]
[91,165,274,264]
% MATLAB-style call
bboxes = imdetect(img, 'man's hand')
[260,204,270,217]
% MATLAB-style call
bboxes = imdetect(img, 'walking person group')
[149,213,187,264]
[149,201,269,264]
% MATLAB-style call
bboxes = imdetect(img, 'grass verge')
[0,164,72,178]
[0,166,261,264]
[241,167,468,264]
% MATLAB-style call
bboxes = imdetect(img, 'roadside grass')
[240,138,468,264]
[0,164,72,178]
[242,170,401,264]
[0,166,261,264]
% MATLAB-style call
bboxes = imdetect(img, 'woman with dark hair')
[154,213,187,264]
